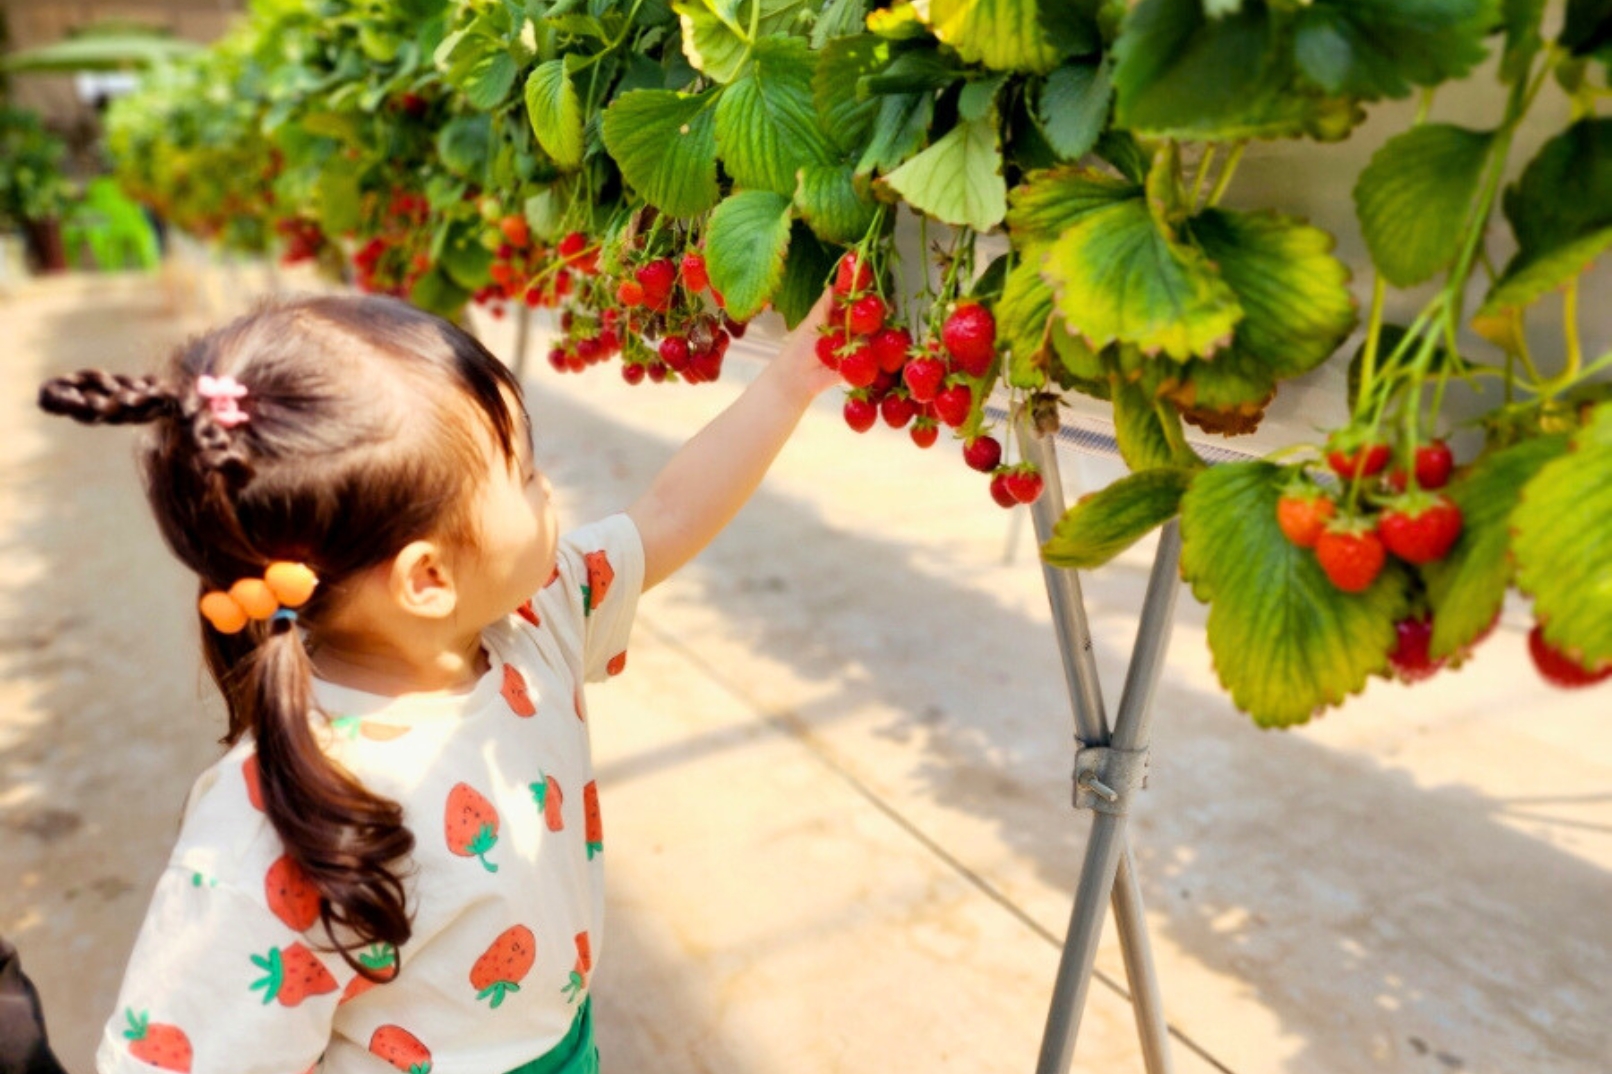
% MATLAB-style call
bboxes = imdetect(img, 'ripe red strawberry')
[903,356,946,403]
[250,942,338,1007]
[941,303,996,377]
[557,230,586,259]
[265,854,319,932]
[1527,625,1612,688]
[839,345,878,388]
[499,215,529,250]
[834,251,873,296]
[989,471,1017,509]
[910,417,939,449]
[1315,525,1386,592]
[1326,441,1392,480]
[658,335,691,372]
[680,252,709,292]
[1379,495,1463,564]
[843,395,877,433]
[814,330,845,370]
[1004,465,1045,505]
[880,392,916,428]
[688,347,722,383]
[445,783,500,872]
[370,1025,432,1074]
[616,278,645,307]
[963,435,1002,473]
[933,382,973,428]
[1387,614,1444,683]
[470,924,536,1008]
[1275,491,1336,549]
[636,258,676,306]
[870,327,912,373]
[583,781,603,860]
[123,1010,192,1073]
[1388,439,1456,492]
[847,294,886,336]
[501,664,536,717]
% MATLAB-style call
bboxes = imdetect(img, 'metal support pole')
[1017,408,1179,1074]
[512,304,533,379]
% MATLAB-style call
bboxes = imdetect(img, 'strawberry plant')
[105,0,1612,725]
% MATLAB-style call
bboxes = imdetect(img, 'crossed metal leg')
[1017,411,1181,1074]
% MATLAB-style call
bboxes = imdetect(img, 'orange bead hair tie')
[198,562,319,634]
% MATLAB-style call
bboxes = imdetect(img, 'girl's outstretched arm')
[628,292,839,590]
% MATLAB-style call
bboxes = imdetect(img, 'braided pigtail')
[38,370,177,425]
[225,614,415,981]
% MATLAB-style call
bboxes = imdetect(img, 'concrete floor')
[2,270,1609,1074]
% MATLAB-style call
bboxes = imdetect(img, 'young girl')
[38,291,835,1074]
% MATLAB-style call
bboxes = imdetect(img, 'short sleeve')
[96,865,350,1074]
[528,513,644,683]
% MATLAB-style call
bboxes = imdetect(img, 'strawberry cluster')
[352,189,433,298]
[817,252,1043,507]
[1277,437,1463,593]
[610,248,743,384]
[275,218,326,266]
[474,219,600,318]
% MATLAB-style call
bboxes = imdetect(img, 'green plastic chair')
[61,178,161,271]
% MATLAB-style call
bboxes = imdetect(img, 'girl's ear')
[389,540,458,619]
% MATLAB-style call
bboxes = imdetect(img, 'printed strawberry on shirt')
[123,1010,192,1073]
[581,550,613,616]
[370,1025,432,1074]
[445,782,501,872]
[470,925,535,1009]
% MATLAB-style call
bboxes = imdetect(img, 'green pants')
[504,998,598,1074]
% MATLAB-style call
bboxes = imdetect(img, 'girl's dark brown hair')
[38,294,526,979]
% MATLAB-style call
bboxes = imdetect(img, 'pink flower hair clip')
[196,374,250,428]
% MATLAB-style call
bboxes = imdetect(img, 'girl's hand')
[774,290,840,400]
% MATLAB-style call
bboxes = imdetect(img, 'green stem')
[1189,144,1218,209]
[1536,278,1584,398]
[1355,274,1387,420]
[1205,140,1246,208]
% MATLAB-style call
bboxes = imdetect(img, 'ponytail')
[218,615,416,981]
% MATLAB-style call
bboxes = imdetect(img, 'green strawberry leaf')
[1561,0,1612,56]
[602,89,721,218]
[772,221,839,328]
[316,167,361,236]
[673,0,751,84]
[1038,60,1112,162]
[1353,123,1495,288]
[916,0,1063,74]
[1041,197,1243,361]
[998,253,1056,388]
[1179,461,1409,727]
[814,34,887,155]
[705,189,794,321]
[879,114,1007,231]
[715,37,835,197]
[795,162,877,245]
[1499,0,1548,82]
[1006,165,1139,248]
[1421,434,1570,659]
[1512,404,1612,668]
[1501,117,1612,260]
[1043,468,1195,569]
[436,113,494,183]
[1111,377,1178,471]
[525,60,584,169]
[1292,0,1498,100]
[1112,0,1352,142]
[854,91,934,177]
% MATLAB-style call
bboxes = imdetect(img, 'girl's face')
[456,402,558,628]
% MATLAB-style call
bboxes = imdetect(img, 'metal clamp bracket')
[1073,743,1150,815]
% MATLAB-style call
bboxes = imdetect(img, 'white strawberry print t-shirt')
[96,515,643,1074]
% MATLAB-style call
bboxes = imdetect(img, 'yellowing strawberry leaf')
[914,0,1062,74]
[1512,404,1612,669]
[795,162,877,245]
[1477,226,1612,319]
[1043,468,1195,569]
[1421,434,1569,660]
[1041,198,1243,361]
[672,0,750,84]
[525,60,583,170]
[1039,60,1112,161]
[1006,165,1138,247]
[602,89,720,219]
[1354,123,1494,288]
[880,115,1007,231]
[1179,462,1409,727]
[716,37,835,197]
[705,189,794,321]
[999,253,1056,388]
[1292,0,1498,100]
